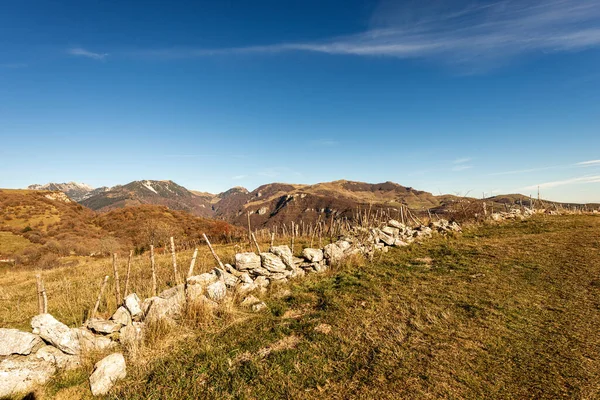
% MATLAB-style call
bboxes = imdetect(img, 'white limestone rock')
[87,319,123,335]
[145,293,185,323]
[186,273,218,287]
[159,284,185,300]
[269,245,295,270]
[31,314,80,355]
[0,357,56,398]
[235,252,261,271]
[0,328,42,356]
[35,345,80,370]
[124,293,143,320]
[324,243,344,263]
[302,248,324,263]
[260,252,287,273]
[89,353,127,396]
[206,280,227,302]
[236,282,257,295]
[254,276,270,288]
[72,328,115,353]
[381,226,400,237]
[111,306,132,326]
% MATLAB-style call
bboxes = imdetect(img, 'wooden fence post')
[150,245,157,297]
[187,248,198,278]
[203,233,225,269]
[124,250,133,296]
[170,236,180,284]
[91,275,109,320]
[35,274,45,314]
[112,253,121,305]
[251,232,261,253]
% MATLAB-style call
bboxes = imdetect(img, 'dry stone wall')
[4,213,537,398]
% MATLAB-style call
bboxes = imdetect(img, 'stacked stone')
[1,218,464,397]
[491,208,535,221]
[0,314,122,398]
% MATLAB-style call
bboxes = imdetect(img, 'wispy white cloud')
[577,159,600,166]
[524,175,600,190]
[68,47,108,60]
[232,175,247,180]
[490,165,562,176]
[453,157,471,164]
[130,0,600,67]
[452,165,472,171]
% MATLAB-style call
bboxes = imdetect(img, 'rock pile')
[1,217,464,397]
[491,208,535,221]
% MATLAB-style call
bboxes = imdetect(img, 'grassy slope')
[109,215,600,399]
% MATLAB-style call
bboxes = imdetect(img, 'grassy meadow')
[2,214,599,399]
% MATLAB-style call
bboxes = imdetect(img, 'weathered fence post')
[170,236,180,284]
[112,253,121,305]
[203,233,225,269]
[124,250,133,296]
[36,274,45,314]
[187,248,198,278]
[150,245,157,297]
[251,232,261,253]
[91,275,109,320]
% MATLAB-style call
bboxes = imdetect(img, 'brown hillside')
[0,189,242,266]
[81,180,213,217]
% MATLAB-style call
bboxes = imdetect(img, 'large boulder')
[260,253,287,273]
[89,353,127,396]
[235,252,261,271]
[0,357,56,398]
[0,328,42,356]
[269,245,295,270]
[124,293,143,320]
[31,314,80,355]
[302,248,324,263]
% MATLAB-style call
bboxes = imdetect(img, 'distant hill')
[0,189,241,264]
[27,182,109,202]
[26,179,595,230]
[213,180,447,228]
[80,180,214,218]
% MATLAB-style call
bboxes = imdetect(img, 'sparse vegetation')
[2,214,598,398]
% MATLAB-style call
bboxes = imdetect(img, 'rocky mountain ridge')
[27,182,109,202]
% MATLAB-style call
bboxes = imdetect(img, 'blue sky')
[1,0,599,203]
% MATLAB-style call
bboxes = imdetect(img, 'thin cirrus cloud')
[577,159,600,166]
[68,47,108,60]
[129,0,600,66]
[452,157,472,171]
[524,175,600,190]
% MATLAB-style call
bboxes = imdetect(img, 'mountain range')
[25,179,488,228]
